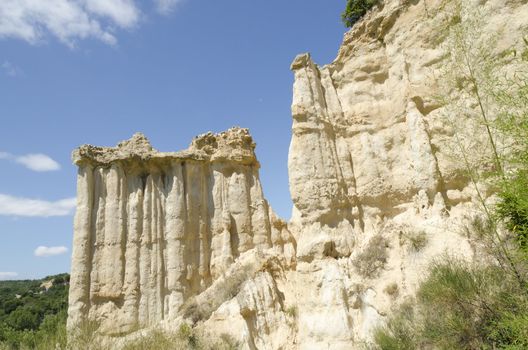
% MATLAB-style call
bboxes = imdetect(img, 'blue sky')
[0,0,346,280]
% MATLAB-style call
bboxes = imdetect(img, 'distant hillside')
[0,274,69,349]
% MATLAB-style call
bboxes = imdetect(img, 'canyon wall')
[68,0,528,348]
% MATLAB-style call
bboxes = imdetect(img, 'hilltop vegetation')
[0,275,236,349]
[0,274,69,349]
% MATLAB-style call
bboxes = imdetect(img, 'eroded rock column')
[67,128,280,335]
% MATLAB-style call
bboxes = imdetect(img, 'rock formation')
[67,128,295,335]
[68,0,528,348]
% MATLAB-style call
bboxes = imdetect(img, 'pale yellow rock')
[67,128,293,335]
[68,0,528,348]
[284,0,528,346]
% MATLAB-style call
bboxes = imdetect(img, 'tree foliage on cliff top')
[342,0,379,28]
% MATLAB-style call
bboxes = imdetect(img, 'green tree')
[5,308,39,331]
[0,274,69,349]
[341,0,378,28]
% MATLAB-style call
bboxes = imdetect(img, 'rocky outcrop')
[67,128,295,335]
[283,0,528,347]
[288,0,460,259]
[286,0,528,349]
[68,0,528,348]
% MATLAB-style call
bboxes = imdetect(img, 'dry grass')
[67,319,104,350]
[121,329,187,350]
[383,283,399,298]
[403,230,428,252]
[353,235,389,278]
[0,319,237,350]
[122,324,237,350]
[285,305,298,318]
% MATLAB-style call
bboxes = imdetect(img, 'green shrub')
[488,312,528,349]
[5,309,39,332]
[341,0,379,28]
[373,258,528,350]
[497,170,528,253]
[372,301,418,350]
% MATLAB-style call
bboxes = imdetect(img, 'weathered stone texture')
[68,128,294,334]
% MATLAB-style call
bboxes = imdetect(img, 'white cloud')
[154,0,183,15]
[0,194,76,217]
[2,61,20,77]
[0,0,142,47]
[0,272,18,280]
[15,154,61,172]
[83,0,139,28]
[0,151,60,172]
[34,246,69,257]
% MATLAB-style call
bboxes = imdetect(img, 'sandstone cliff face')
[68,0,528,348]
[67,128,294,335]
[288,0,528,260]
[283,0,528,347]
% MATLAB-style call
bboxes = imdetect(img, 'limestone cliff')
[68,0,528,348]
[67,128,294,335]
